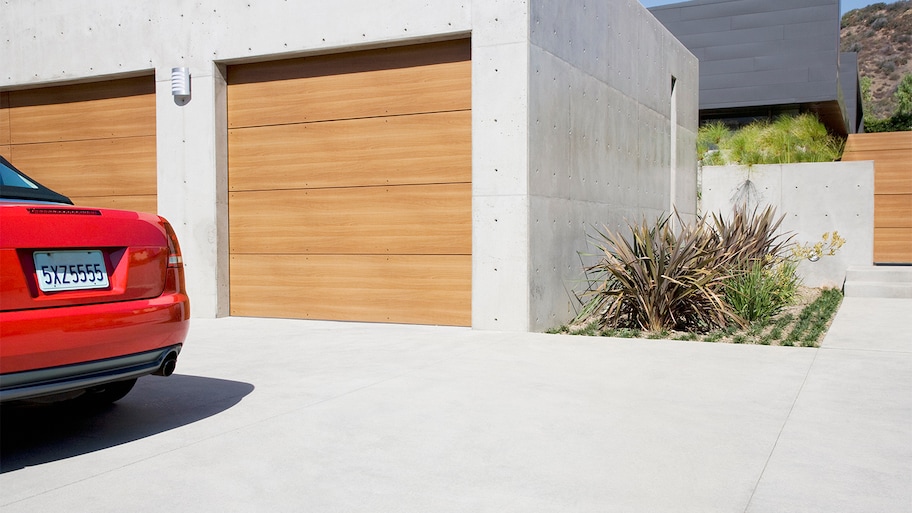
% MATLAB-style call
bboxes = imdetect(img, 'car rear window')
[0,155,73,205]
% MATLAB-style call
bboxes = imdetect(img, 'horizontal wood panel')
[844,153,912,169]
[229,111,471,192]
[230,183,471,255]
[228,40,470,85]
[9,76,155,107]
[844,132,912,153]
[874,159,912,195]
[844,132,912,264]
[10,137,157,197]
[68,194,157,214]
[227,40,470,128]
[229,254,471,325]
[8,76,155,144]
[874,228,912,264]
[0,92,9,146]
[228,41,472,324]
[875,195,912,228]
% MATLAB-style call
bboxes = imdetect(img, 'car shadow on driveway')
[0,374,254,474]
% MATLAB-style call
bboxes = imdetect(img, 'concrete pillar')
[155,63,229,318]
[471,2,532,331]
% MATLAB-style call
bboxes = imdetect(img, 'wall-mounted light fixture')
[171,67,191,97]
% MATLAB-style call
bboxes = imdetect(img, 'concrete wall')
[2,0,698,331]
[701,162,875,288]
[524,1,699,330]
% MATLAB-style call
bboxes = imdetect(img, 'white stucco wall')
[701,162,875,288]
[2,0,697,331]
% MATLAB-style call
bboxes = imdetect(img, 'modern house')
[1,1,698,331]
[648,0,863,134]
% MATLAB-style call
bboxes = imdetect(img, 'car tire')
[77,378,138,406]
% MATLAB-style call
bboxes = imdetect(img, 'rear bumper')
[0,344,181,403]
[0,292,189,377]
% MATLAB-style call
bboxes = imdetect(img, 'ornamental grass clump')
[579,205,800,335]
[581,212,742,334]
[712,205,800,323]
[697,114,844,165]
[709,204,793,271]
[724,258,800,324]
[696,121,730,166]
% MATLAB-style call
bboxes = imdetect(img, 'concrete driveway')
[2,297,910,512]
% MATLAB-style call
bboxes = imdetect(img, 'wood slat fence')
[842,132,912,264]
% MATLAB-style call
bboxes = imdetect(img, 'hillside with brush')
[840,0,912,119]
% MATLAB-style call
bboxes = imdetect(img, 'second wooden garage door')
[227,40,472,325]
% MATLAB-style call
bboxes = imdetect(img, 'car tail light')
[160,218,187,295]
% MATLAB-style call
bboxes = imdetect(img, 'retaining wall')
[701,162,875,288]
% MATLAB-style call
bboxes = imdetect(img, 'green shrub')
[697,114,844,164]
[772,114,844,163]
[717,206,799,325]
[727,122,768,165]
[864,111,912,132]
[697,121,730,164]
[724,258,800,324]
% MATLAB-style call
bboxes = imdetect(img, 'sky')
[638,0,881,16]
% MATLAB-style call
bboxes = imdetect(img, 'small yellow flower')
[793,231,846,260]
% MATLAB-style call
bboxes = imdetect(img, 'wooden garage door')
[227,40,471,325]
[842,132,912,264]
[0,76,157,213]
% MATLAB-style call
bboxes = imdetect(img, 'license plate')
[33,250,110,292]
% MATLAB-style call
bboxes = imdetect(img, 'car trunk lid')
[0,204,172,312]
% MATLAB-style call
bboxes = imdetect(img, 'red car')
[0,155,190,405]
